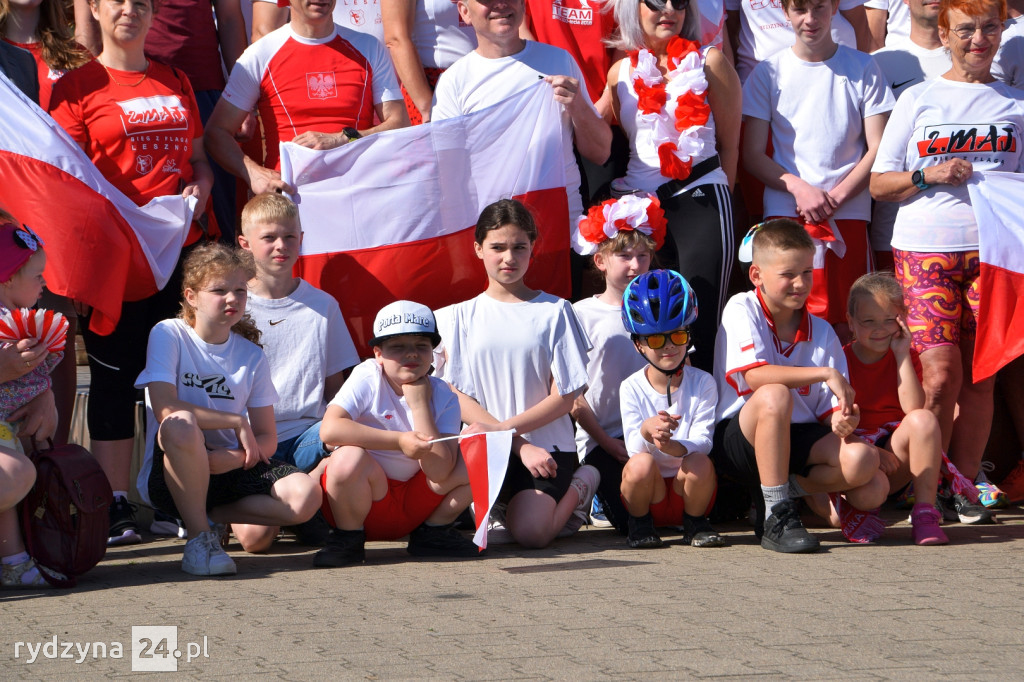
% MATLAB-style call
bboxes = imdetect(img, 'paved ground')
[3,504,1023,681]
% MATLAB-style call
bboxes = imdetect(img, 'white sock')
[761,484,789,521]
[2,551,41,584]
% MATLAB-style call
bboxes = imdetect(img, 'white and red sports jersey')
[222,23,401,170]
[713,290,846,423]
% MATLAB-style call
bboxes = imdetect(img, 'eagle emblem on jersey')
[307,72,338,100]
[136,155,154,174]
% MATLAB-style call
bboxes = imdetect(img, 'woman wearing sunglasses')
[602,0,741,372]
[870,0,1024,509]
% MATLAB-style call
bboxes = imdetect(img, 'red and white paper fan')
[0,308,69,353]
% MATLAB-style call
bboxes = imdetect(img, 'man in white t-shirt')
[993,2,1024,88]
[205,0,409,195]
[867,0,950,269]
[431,0,611,222]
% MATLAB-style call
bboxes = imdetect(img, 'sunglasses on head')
[639,329,690,350]
[641,0,688,11]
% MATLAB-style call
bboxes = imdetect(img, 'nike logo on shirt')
[269,319,286,326]
[892,78,916,91]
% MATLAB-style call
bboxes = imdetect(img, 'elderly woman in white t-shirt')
[870,0,1024,506]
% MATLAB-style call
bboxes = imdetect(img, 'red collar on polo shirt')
[756,288,811,358]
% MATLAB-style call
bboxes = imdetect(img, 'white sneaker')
[182,531,237,576]
[559,465,600,537]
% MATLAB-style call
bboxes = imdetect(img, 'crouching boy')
[712,220,888,553]
[314,301,478,567]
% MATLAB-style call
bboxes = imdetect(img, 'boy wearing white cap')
[314,301,478,567]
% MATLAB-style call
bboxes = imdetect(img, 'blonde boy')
[712,220,887,553]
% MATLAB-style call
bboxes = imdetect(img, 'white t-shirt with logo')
[867,40,951,251]
[572,296,647,458]
[714,291,845,423]
[134,319,279,506]
[742,45,895,221]
[435,291,591,454]
[620,365,718,478]
[872,77,1024,251]
[331,359,461,481]
[247,280,360,441]
[993,15,1024,89]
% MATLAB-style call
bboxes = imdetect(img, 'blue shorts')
[272,421,328,474]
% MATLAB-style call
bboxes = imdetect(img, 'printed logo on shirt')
[551,0,593,25]
[348,9,365,25]
[161,158,180,174]
[47,67,66,82]
[136,155,154,175]
[917,123,1018,162]
[797,385,810,396]
[749,0,783,10]
[115,95,191,135]
[182,373,234,400]
[307,72,338,100]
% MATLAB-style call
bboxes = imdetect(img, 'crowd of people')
[0,0,1022,584]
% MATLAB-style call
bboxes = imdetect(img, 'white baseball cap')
[369,300,442,347]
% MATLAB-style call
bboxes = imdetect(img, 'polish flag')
[459,430,514,550]
[967,171,1024,382]
[0,73,195,335]
[279,82,571,353]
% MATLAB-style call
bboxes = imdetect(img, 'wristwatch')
[342,127,361,142]
[911,169,930,191]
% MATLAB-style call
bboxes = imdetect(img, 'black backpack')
[19,440,111,587]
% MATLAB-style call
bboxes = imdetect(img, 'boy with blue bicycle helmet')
[618,270,725,550]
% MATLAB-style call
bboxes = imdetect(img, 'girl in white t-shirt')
[135,244,321,577]
[436,199,597,549]
[570,194,662,531]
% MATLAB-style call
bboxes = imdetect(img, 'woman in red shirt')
[49,0,214,547]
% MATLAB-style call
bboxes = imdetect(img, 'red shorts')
[320,468,444,541]
[622,477,687,527]
[769,217,872,325]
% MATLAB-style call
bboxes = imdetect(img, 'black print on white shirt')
[182,373,234,400]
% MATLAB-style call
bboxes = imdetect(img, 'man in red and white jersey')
[204,0,408,195]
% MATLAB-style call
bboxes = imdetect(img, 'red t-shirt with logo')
[48,59,207,242]
[523,0,616,105]
[222,25,401,170]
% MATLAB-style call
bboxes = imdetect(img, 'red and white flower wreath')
[629,36,714,181]
[572,193,667,256]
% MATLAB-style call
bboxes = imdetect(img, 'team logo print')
[116,95,190,135]
[162,158,180,174]
[136,155,154,174]
[749,0,783,9]
[307,72,338,100]
[349,9,365,25]
[917,124,1018,158]
[552,0,593,25]
[182,373,234,400]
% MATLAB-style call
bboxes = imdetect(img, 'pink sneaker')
[830,493,885,543]
[911,503,949,546]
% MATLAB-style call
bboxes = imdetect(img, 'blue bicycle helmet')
[621,270,698,336]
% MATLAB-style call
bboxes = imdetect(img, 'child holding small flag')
[315,300,478,568]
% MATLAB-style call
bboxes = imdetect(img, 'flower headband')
[572,194,667,256]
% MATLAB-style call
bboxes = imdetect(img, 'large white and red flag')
[0,73,195,335]
[458,429,513,550]
[968,171,1024,382]
[279,82,571,353]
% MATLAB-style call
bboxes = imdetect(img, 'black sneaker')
[313,528,366,568]
[626,513,664,549]
[407,523,481,558]
[937,491,994,525]
[286,510,332,546]
[682,515,726,548]
[108,496,143,546]
[760,499,820,553]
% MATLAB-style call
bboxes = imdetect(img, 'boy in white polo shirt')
[713,220,887,552]
[315,301,478,567]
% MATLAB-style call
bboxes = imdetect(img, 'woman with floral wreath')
[603,0,741,371]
